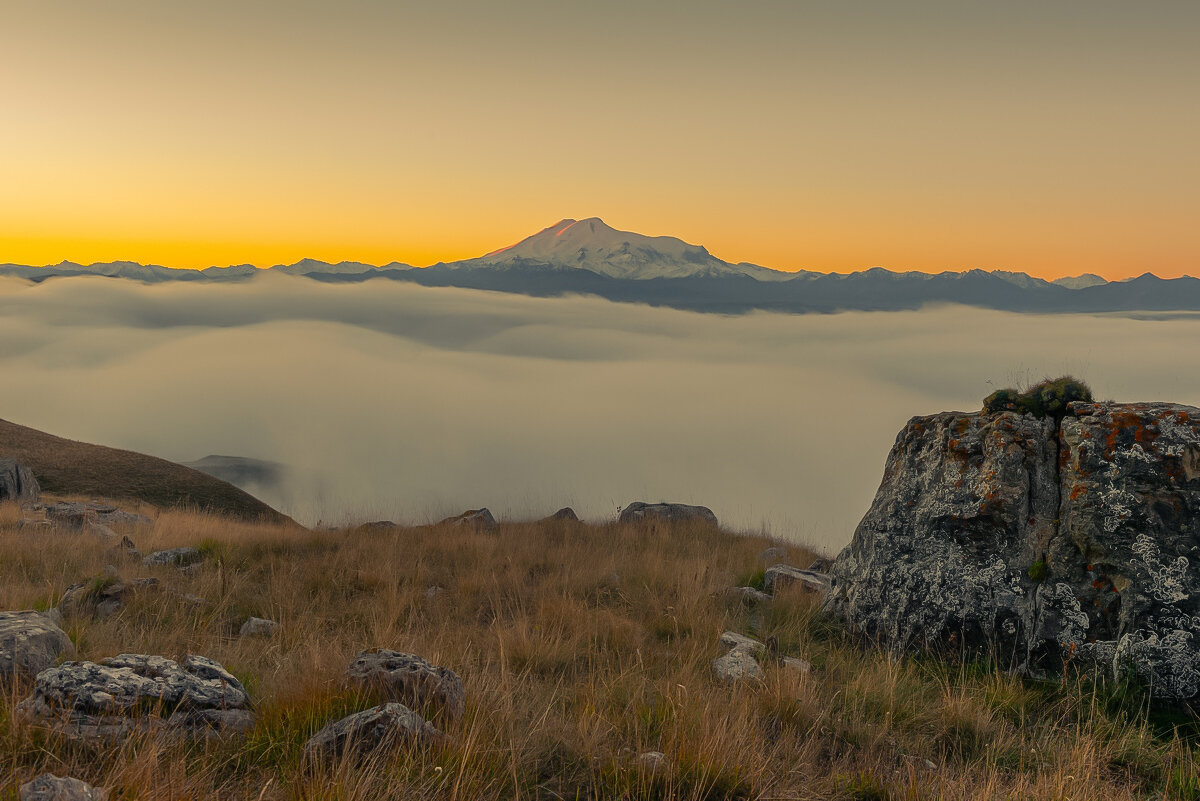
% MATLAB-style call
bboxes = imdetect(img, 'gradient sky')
[2,1,1197,279]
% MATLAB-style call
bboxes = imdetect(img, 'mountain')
[183,455,286,490]
[0,418,292,523]
[1053,273,1107,289]
[451,218,791,281]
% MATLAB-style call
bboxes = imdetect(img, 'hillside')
[0,418,290,523]
[1,511,1195,799]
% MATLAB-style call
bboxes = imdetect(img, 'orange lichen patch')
[953,417,971,436]
[1175,410,1191,424]
[1069,485,1088,500]
[1102,409,1160,458]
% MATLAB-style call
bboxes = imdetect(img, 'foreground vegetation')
[1,501,1197,800]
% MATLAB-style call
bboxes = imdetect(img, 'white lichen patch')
[1131,534,1192,604]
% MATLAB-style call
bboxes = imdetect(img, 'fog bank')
[2,273,1198,551]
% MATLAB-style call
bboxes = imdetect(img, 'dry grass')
[1,502,1197,800]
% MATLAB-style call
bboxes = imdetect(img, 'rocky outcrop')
[439,509,498,531]
[303,702,442,761]
[0,611,75,682]
[826,402,1200,699]
[0,459,39,503]
[346,649,465,721]
[45,502,152,532]
[19,774,107,801]
[543,507,579,522]
[142,547,202,567]
[619,502,718,527]
[16,653,253,739]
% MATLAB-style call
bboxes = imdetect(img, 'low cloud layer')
[2,273,1199,551]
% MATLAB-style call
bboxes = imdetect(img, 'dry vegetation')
[1,502,1198,800]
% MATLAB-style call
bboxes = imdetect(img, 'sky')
[4,273,1200,546]
[2,1,1197,279]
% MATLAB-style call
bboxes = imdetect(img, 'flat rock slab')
[303,702,442,761]
[718,631,766,655]
[16,653,253,739]
[19,774,107,801]
[142,547,202,567]
[438,509,498,531]
[712,648,762,682]
[619,502,718,527]
[764,565,831,595]
[0,611,75,682]
[346,649,465,721]
[239,617,280,637]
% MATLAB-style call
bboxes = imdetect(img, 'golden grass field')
[1,500,1198,800]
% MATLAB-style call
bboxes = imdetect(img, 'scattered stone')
[764,565,831,595]
[346,649,465,721]
[59,572,159,620]
[170,591,211,609]
[44,502,151,533]
[0,611,76,682]
[807,558,832,574]
[85,522,117,542]
[142,547,202,567]
[619,502,717,527]
[19,774,108,801]
[718,631,766,655]
[303,702,442,761]
[724,586,771,606]
[425,586,444,600]
[758,546,787,565]
[825,401,1200,700]
[543,507,579,522]
[438,508,498,532]
[0,459,39,504]
[782,656,812,674]
[712,648,762,682]
[16,653,254,739]
[106,536,141,563]
[636,751,667,771]
[239,617,279,637]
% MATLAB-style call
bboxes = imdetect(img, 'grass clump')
[1028,560,1049,582]
[983,375,1094,419]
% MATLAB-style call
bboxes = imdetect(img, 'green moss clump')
[982,376,1093,419]
[1028,560,1048,582]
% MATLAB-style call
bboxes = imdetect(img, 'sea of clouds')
[2,273,1198,551]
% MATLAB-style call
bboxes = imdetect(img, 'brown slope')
[0,418,292,524]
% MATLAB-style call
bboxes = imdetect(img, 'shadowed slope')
[0,418,291,523]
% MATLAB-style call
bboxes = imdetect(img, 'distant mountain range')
[3,217,1197,314]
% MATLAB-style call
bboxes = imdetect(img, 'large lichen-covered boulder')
[19,773,107,801]
[0,611,75,682]
[826,402,1200,700]
[16,653,254,739]
[825,411,1057,657]
[0,459,40,504]
[1058,403,1200,698]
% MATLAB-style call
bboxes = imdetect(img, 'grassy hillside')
[0,418,290,523]
[0,511,1195,799]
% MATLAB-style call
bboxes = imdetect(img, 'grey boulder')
[439,508,498,532]
[346,649,465,721]
[59,570,158,620]
[303,702,442,761]
[764,565,831,595]
[0,459,39,504]
[619,502,718,527]
[712,631,764,682]
[16,653,253,739]
[19,774,107,801]
[239,617,280,637]
[142,547,202,567]
[0,611,75,682]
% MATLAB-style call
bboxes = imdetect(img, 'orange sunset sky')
[2,2,1197,280]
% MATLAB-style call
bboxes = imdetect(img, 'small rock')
[807,558,832,573]
[425,586,444,600]
[543,507,579,522]
[782,656,812,674]
[0,610,76,682]
[107,536,141,563]
[84,522,117,542]
[346,649,465,721]
[142,547,202,567]
[438,508,498,532]
[619,502,717,527]
[240,617,279,637]
[59,574,159,620]
[758,546,787,565]
[19,773,107,801]
[718,631,766,655]
[636,751,667,771]
[763,565,831,595]
[303,702,442,761]
[361,520,396,530]
[724,586,771,605]
[712,648,762,682]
